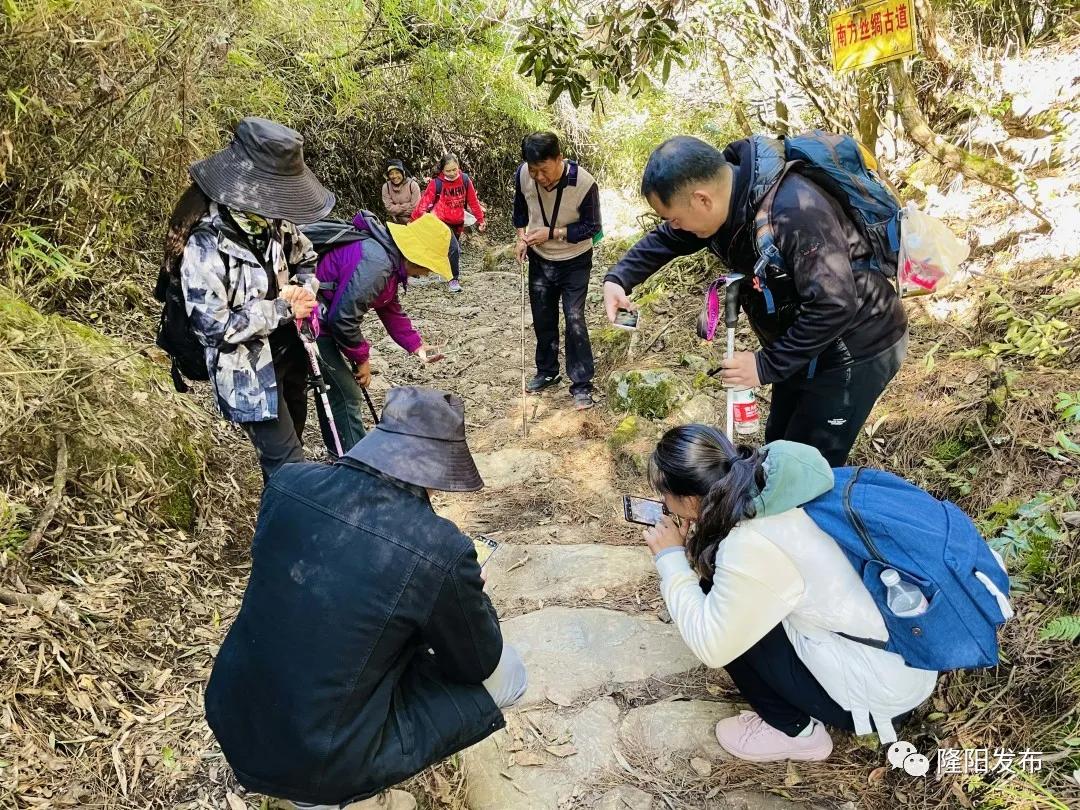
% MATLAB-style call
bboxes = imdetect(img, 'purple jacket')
[316,212,423,365]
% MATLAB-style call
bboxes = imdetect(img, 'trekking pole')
[297,319,344,458]
[722,273,745,442]
[361,385,380,426]
[519,257,528,439]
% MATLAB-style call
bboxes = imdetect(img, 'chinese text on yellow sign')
[829,0,919,74]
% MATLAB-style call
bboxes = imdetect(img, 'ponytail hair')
[647,424,766,581]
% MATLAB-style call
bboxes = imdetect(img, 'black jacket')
[205,459,505,805]
[605,138,908,383]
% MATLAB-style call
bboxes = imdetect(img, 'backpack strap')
[427,177,444,213]
[835,631,889,651]
[751,162,797,317]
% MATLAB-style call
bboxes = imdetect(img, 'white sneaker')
[343,790,417,810]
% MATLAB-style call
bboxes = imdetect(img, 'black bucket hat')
[385,159,407,179]
[189,117,335,225]
[346,387,483,492]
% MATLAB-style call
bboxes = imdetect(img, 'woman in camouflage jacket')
[163,118,335,483]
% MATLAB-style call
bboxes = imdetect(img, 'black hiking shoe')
[526,373,562,393]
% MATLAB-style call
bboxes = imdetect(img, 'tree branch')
[887,60,1050,224]
[0,586,80,623]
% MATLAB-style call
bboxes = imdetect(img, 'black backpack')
[299,218,370,257]
[153,224,217,393]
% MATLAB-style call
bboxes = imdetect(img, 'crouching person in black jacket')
[205,387,527,810]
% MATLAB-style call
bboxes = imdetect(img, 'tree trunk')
[857,74,881,152]
[718,59,753,137]
[888,61,1014,187]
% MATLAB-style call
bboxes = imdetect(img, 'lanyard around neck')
[536,162,568,239]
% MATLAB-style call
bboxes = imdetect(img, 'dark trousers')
[314,334,367,457]
[765,335,907,467]
[242,330,309,484]
[725,624,911,736]
[528,247,595,396]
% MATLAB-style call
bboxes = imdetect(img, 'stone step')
[464,694,831,810]
[464,698,620,810]
[500,606,701,708]
[472,448,557,491]
[620,699,739,762]
[498,524,601,546]
[485,544,655,611]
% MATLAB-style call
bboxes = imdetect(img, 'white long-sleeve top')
[655,507,937,743]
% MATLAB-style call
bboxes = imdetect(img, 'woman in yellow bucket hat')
[307,212,457,455]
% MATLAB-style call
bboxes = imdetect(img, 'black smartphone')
[614,308,639,330]
[622,495,666,526]
[472,535,499,567]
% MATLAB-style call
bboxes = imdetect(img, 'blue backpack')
[749,131,902,315]
[803,466,1012,672]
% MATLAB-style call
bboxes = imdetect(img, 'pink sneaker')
[715,711,833,762]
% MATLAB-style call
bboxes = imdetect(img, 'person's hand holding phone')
[643,514,690,556]
[603,280,636,324]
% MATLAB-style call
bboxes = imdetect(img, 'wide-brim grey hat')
[346,387,483,492]
[189,116,335,225]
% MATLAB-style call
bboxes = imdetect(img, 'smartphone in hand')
[613,308,639,331]
[622,495,666,526]
[472,535,499,567]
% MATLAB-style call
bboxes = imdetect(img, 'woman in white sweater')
[643,425,937,762]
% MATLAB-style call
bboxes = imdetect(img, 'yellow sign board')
[829,0,919,74]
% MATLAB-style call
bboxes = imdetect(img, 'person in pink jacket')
[412,153,485,292]
[381,159,421,224]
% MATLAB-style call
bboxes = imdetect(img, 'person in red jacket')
[412,153,486,292]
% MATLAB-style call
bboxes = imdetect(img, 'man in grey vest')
[513,132,603,411]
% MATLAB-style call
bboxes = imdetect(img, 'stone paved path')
[395,269,830,809]
[456,454,830,809]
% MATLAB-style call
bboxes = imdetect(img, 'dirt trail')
[364,246,822,810]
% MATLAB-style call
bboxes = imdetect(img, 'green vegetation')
[607,369,683,419]
[1,0,550,325]
[608,415,641,449]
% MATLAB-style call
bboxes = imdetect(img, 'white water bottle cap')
[879,568,900,587]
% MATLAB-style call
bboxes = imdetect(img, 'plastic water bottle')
[880,568,928,617]
[732,388,760,434]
